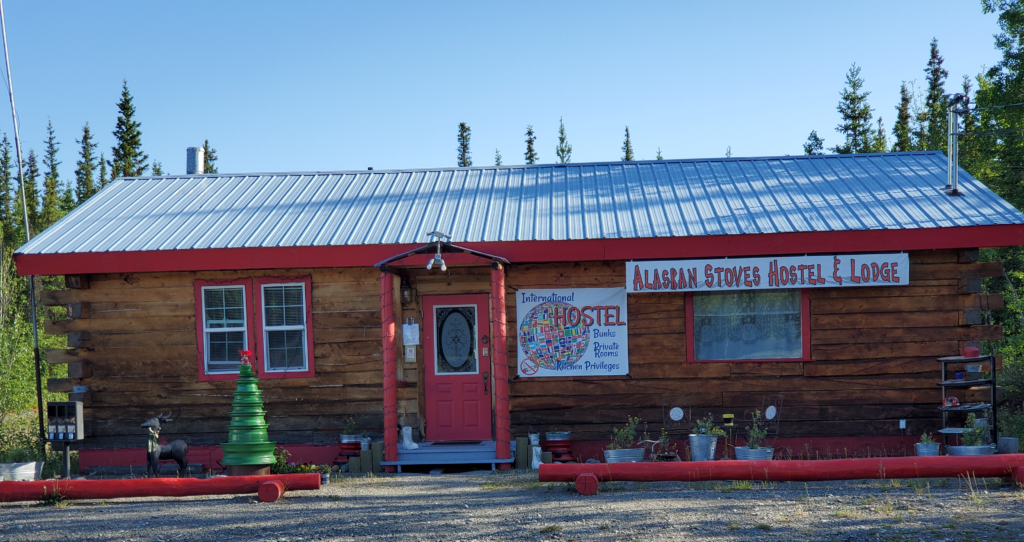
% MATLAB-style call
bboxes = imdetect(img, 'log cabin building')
[14,151,1024,472]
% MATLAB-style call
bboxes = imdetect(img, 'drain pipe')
[945,93,967,196]
[0,0,44,443]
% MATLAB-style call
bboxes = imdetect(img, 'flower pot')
[688,434,717,462]
[339,434,361,444]
[735,446,773,460]
[0,462,43,481]
[321,473,330,485]
[997,437,1019,454]
[915,443,940,457]
[545,431,571,442]
[946,444,995,456]
[603,448,645,463]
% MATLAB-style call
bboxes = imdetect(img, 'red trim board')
[16,224,1024,275]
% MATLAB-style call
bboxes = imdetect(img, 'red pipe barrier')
[540,455,1024,484]
[258,480,285,503]
[0,473,320,503]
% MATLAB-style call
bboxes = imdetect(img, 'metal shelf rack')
[936,355,997,446]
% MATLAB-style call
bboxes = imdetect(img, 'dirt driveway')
[0,472,1022,541]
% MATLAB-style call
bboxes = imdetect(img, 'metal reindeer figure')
[140,409,190,477]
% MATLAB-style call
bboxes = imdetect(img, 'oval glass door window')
[436,306,477,374]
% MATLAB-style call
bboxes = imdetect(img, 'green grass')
[539,525,560,533]
[480,472,542,490]
[756,523,771,531]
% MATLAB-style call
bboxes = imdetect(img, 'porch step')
[381,440,517,472]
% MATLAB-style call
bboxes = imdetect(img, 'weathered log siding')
[504,249,1003,441]
[42,248,1002,448]
[43,268,399,447]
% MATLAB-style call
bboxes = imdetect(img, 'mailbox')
[47,401,84,442]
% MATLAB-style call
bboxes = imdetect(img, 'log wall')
[502,249,1003,441]
[41,248,1002,449]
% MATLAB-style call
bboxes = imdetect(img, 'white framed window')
[201,285,247,374]
[261,282,308,373]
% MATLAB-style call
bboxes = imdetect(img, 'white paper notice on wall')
[405,346,416,363]
[402,323,419,345]
[516,288,628,378]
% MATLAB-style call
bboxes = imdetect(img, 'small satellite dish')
[669,407,684,422]
[765,405,777,421]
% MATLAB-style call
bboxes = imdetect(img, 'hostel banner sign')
[516,288,628,378]
[628,253,910,293]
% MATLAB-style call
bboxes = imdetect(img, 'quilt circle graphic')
[519,301,589,371]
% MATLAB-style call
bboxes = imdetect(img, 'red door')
[424,294,492,442]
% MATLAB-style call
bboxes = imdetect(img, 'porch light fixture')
[425,231,451,271]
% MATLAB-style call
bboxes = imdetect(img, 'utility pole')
[1,0,44,443]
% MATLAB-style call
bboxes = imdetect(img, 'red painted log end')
[258,480,285,503]
[575,473,599,496]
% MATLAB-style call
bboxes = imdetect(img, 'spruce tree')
[555,117,572,163]
[152,161,164,175]
[110,80,148,178]
[892,83,914,152]
[74,123,97,202]
[831,64,874,154]
[921,38,949,152]
[803,130,825,155]
[494,149,502,166]
[39,120,62,230]
[870,118,889,153]
[202,139,218,174]
[0,135,11,246]
[20,150,40,234]
[98,153,108,188]
[656,148,664,160]
[621,126,635,161]
[457,122,472,167]
[524,125,538,164]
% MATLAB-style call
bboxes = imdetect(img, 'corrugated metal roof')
[16,151,1024,256]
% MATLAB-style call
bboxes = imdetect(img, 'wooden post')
[490,263,511,462]
[380,268,398,466]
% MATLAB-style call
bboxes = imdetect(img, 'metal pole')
[0,0,45,443]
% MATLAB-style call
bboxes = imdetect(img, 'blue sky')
[0,1,1006,179]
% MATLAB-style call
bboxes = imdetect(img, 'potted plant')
[603,416,646,463]
[318,464,332,485]
[652,428,680,461]
[947,413,995,456]
[915,431,939,457]
[735,410,772,460]
[339,417,360,444]
[689,413,725,461]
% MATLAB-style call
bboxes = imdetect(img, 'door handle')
[483,371,489,393]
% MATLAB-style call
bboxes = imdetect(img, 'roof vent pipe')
[945,94,967,196]
[187,147,205,174]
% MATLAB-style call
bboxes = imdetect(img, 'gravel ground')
[1,472,1022,541]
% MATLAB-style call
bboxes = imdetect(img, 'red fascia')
[14,224,1024,276]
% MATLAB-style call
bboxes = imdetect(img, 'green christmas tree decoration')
[220,350,276,474]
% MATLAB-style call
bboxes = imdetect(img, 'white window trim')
[261,282,309,374]
[201,284,247,375]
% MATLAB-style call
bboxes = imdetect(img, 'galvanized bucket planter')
[0,462,42,481]
[915,443,940,457]
[603,448,645,463]
[688,434,717,461]
[946,444,995,456]
[997,437,1019,454]
[339,434,361,444]
[735,446,773,460]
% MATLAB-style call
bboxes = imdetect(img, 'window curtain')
[693,289,801,360]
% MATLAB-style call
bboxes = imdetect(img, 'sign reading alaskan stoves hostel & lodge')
[628,253,911,293]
